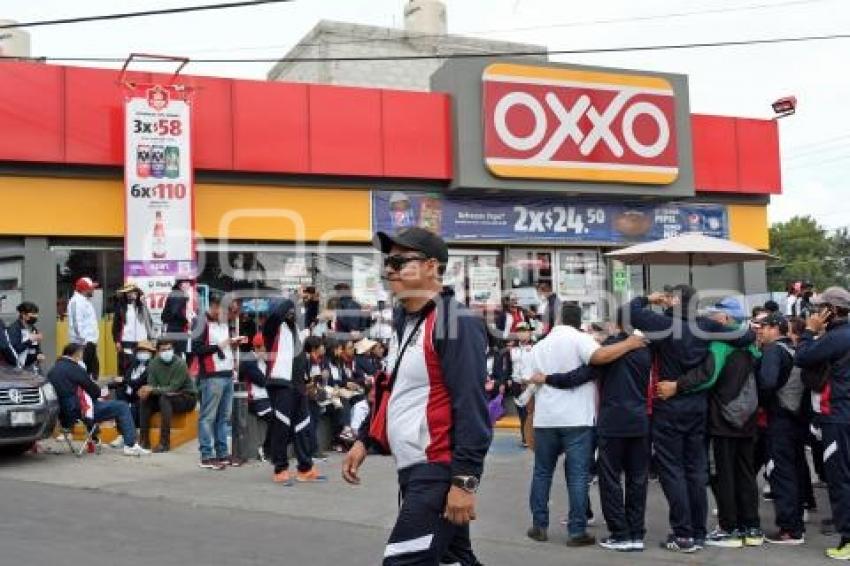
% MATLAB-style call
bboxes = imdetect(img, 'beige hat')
[117,281,143,295]
[354,338,379,355]
[135,340,157,353]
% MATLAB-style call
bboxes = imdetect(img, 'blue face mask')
[159,350,175,364]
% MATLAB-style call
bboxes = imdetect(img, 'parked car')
[0,366,59,456]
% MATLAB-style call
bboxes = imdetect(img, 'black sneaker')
[566,533,596,547]
[199,458,225,470]
[526,526,548,542]
[765,530,805,545]
[598,537,633,552]
[661,535,698,553]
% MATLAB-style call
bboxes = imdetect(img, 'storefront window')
[445,252,501,308]
[54,246,124,318]
[196,247,384,308]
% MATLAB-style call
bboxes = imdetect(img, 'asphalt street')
[0,432,835,565]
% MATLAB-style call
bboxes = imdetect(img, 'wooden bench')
[68,407,199,449]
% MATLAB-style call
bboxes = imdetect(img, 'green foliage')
[768,216,850,291]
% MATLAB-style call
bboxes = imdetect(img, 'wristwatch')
[451,475,480,494]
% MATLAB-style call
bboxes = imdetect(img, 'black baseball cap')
[753,312,788,332]
[375,227,449,264]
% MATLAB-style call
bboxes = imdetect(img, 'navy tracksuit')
[757,338,806,536]
[595,333,652,542]
[795,320,850,542]
[627,297,755,541]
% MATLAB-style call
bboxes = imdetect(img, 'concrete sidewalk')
[0,431,837,565]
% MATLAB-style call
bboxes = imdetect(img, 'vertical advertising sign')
[124,84,195,327]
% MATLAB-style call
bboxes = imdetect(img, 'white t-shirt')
[530,325,600,428]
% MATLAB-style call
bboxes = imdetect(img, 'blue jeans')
[198,377,233,460]
[530,426,594,536]
[93,399,136,447]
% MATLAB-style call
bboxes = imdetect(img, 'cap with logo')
[375,227,449,264]
[705,297,747,322]
[74,277,99,293]
[813,287,850,310]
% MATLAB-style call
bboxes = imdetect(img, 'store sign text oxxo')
[483,64,679,185]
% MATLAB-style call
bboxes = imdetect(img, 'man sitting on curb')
[138,340,198,453]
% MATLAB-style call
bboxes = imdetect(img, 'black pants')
[712,435,760,532]
[598,435,649,541]
[652,409,708,540]
[822,422,850,540]
[384,463,480,566]
[83,342,99,380]
[268,386,313,474]
[139,393,196,446]
[117,341,137,377]
[768,413,806,536]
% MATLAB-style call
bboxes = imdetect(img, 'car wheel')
[0,442,35,457]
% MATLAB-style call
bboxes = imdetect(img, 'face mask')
[76,359,87,370]
[127,294,138,303]
[136,352,152,362]
[159,350,175,364]
[27,316,38,325]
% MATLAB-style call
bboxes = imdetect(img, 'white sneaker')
[123,444,151,457]
[109,436,124,449]
[804,510,810,524]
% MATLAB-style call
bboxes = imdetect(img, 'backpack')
[719,351,759,429]
[773,342,805,414]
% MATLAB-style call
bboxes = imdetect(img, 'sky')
[2,0,849,229]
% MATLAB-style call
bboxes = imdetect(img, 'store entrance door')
[506,248,607,324]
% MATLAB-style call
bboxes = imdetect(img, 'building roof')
[267,19,547,81]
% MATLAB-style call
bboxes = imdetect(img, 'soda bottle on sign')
[136,144,151,178]
[152,211,167,259]
[164,146,180,179]
[150,145,166,178]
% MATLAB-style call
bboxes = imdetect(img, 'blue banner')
[372,191,728,243]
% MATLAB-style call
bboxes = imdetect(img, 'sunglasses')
[383,254,429,271]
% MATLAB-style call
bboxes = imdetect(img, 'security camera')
[772,96,797,118]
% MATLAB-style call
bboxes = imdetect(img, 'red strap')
[647,355,659,416]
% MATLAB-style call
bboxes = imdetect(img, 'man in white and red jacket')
[343,227,491,566]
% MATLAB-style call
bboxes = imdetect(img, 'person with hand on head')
[7,301,44,372]
[793,287,850,560]
[627,285,755,553]
[138,340,197,453]
[343,227,491,566]
[67,276,100,379]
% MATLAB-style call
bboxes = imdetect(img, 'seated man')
[48,343,149,456]
[138,340,197,453]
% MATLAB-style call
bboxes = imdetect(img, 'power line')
[5,30,850,64]
[167,0,833,53]
[0,0,293,30]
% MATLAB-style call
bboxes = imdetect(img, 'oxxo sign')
[483,63,679,185]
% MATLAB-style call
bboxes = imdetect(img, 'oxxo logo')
[483,64,679,185]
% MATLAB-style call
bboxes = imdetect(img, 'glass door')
[505,249,553,309]
[555,249,606,323]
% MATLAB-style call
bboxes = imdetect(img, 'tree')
[768,216,842,291]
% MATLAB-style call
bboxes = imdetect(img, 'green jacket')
[147,357,197,399]
[688,341,762,394]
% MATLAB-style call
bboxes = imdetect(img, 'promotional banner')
[124,84,196,279]
[373,191,727,243]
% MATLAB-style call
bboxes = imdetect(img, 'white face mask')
[136,352,152,362]
[159,350,175,364]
